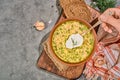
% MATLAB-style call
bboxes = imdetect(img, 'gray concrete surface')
[0,0,64,80]
[0,0,120,80]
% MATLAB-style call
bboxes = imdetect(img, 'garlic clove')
[34,21,45,30]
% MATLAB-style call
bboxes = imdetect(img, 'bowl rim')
[48,18,98,66]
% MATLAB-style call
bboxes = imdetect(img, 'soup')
[52,20,94,63]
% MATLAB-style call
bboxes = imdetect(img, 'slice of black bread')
[60,0,84,8]
[59,0,91,22]
[63,2,91,22]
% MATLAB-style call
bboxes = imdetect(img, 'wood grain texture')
[37,50,84,79]
[37,6,100,79]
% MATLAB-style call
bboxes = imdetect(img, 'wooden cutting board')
[37,6,100,79]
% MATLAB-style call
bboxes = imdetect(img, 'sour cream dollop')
[65,34,83,49]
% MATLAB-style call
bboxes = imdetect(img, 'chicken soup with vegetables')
[52,20,94,63]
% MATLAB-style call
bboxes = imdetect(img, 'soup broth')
[52,20,94,63]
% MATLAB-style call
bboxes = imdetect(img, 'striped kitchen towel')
[83,42,120,80]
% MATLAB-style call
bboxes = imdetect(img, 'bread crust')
[60,0,84,8]
[60,0,91,22]
[64,2,91,22]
